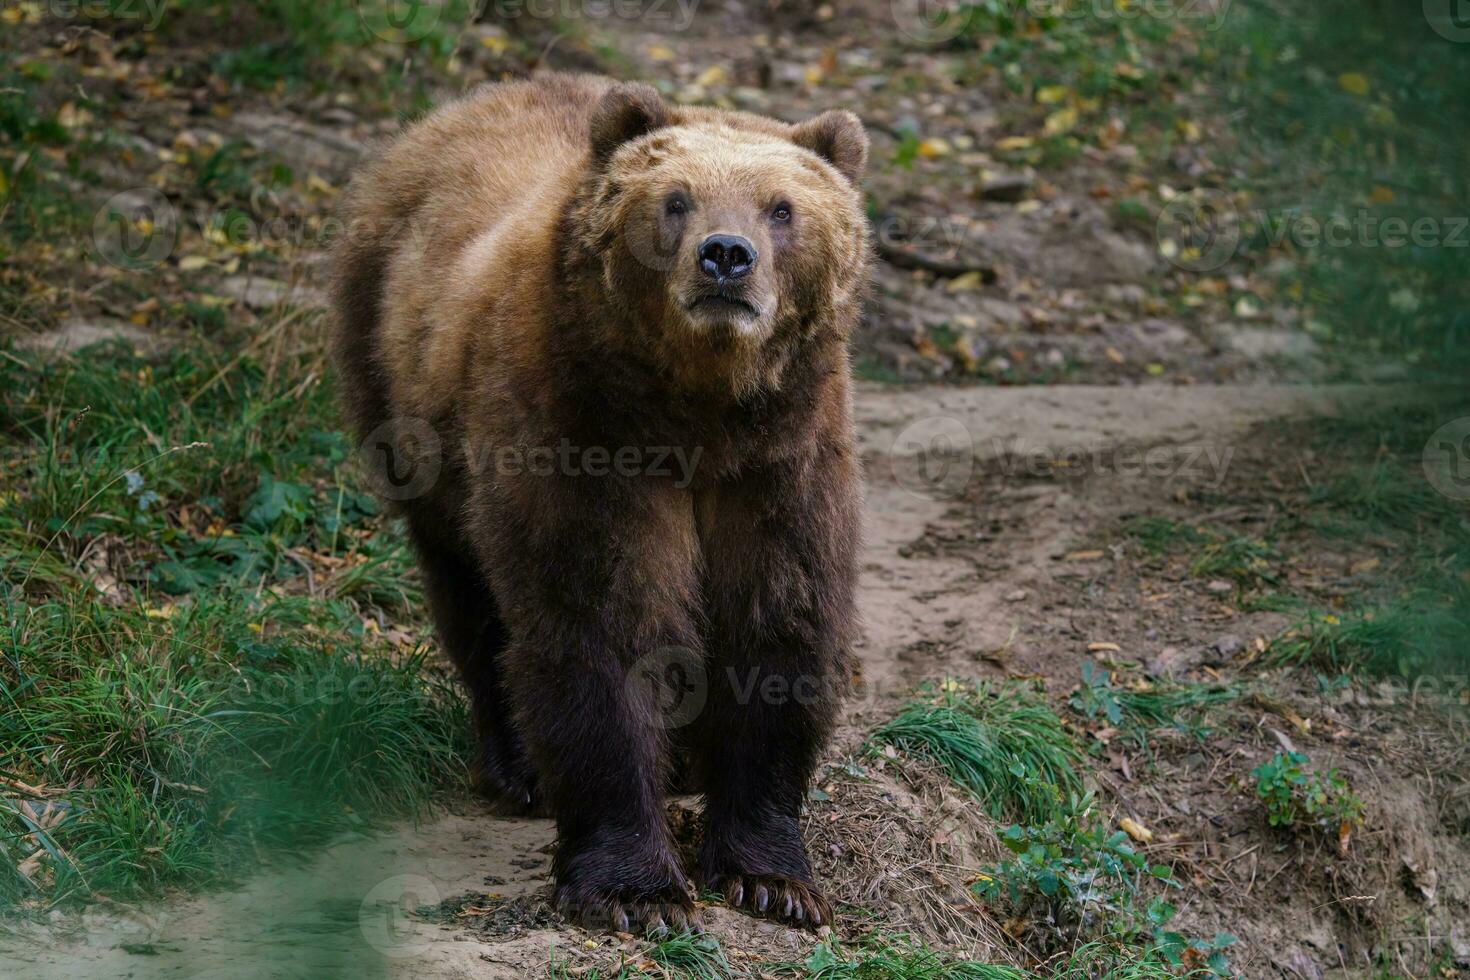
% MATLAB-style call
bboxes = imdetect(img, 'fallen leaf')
[1120,817,1153,843]
[1338,72,1370,96]
[1065,550,1105,561]
[1087,642,1121,653]
[918,138,952,159]
[1037,84,1070,104]
[945,270,985,292]
[694,65,728,87]
[1044,106,1079,136]
[995,135,1034,152]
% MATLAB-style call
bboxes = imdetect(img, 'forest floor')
[1,1,1466,978]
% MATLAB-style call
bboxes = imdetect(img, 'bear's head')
[571,82,870,390]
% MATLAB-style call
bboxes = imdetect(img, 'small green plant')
[973,795,1233,975]
[972,793,1175,935]
[870,682,1082,824]
[1251,751,1365,848]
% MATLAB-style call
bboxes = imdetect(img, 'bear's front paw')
[554,882,701,936]
[706,873,831,929]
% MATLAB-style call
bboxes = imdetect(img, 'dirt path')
[0,380,1386,980]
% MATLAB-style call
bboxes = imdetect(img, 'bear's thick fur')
[330,73,868,933]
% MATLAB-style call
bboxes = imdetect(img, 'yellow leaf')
[945,270,984,292]
[1120,817,1153,843]
[1105,346,1125,364]
[1368,185,1395,205]
[1087,641,1121,653]
[804,65,825,86]
[918,138,952,158]
[1338,72,1370,96]
[479,34,510,54]
[694,65,728,87]
[646,43,675,61]
[0,168,7,198]
[1044,106,1078,136]
[1177,119,1201,142]
[1037,85,1070,105]
[178,255,210,272]
[1066,550,1105,561]
[995,135,1034,152]
[1145,363,1165,376]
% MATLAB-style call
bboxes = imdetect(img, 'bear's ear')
[791,110,868,184]
[588,82,669,168]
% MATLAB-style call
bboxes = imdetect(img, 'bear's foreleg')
[473,475,704,934]
[694,449,860,929]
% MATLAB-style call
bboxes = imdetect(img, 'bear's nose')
[698,234,757,281]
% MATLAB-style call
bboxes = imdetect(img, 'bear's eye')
[771,203,793,223]
[665,196,688,217]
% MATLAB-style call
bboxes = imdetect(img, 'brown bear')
[329,72,867,935]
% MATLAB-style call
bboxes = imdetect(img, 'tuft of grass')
[0,338,466,909]
[870,682,1082,825]
[774,934,1030,979]
[1069,663,1238,746]
[1187,533,1279,588]
[549,931,734,980]
[1270,595,1470,681]
[0,590,467,907]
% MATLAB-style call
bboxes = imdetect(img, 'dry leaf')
[1120,817,1153,843]
[1044,106,1078,136]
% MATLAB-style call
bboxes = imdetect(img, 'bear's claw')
[709,874,830,929]
[556,887,702,936]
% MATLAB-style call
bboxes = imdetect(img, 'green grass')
[0,338,465,908]
[870,683,1082,825]
[550,931,736,979]
[777,934,1030,979]
[1069,664,1239,746]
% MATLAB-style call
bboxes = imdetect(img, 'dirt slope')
[0,380,1421,980]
